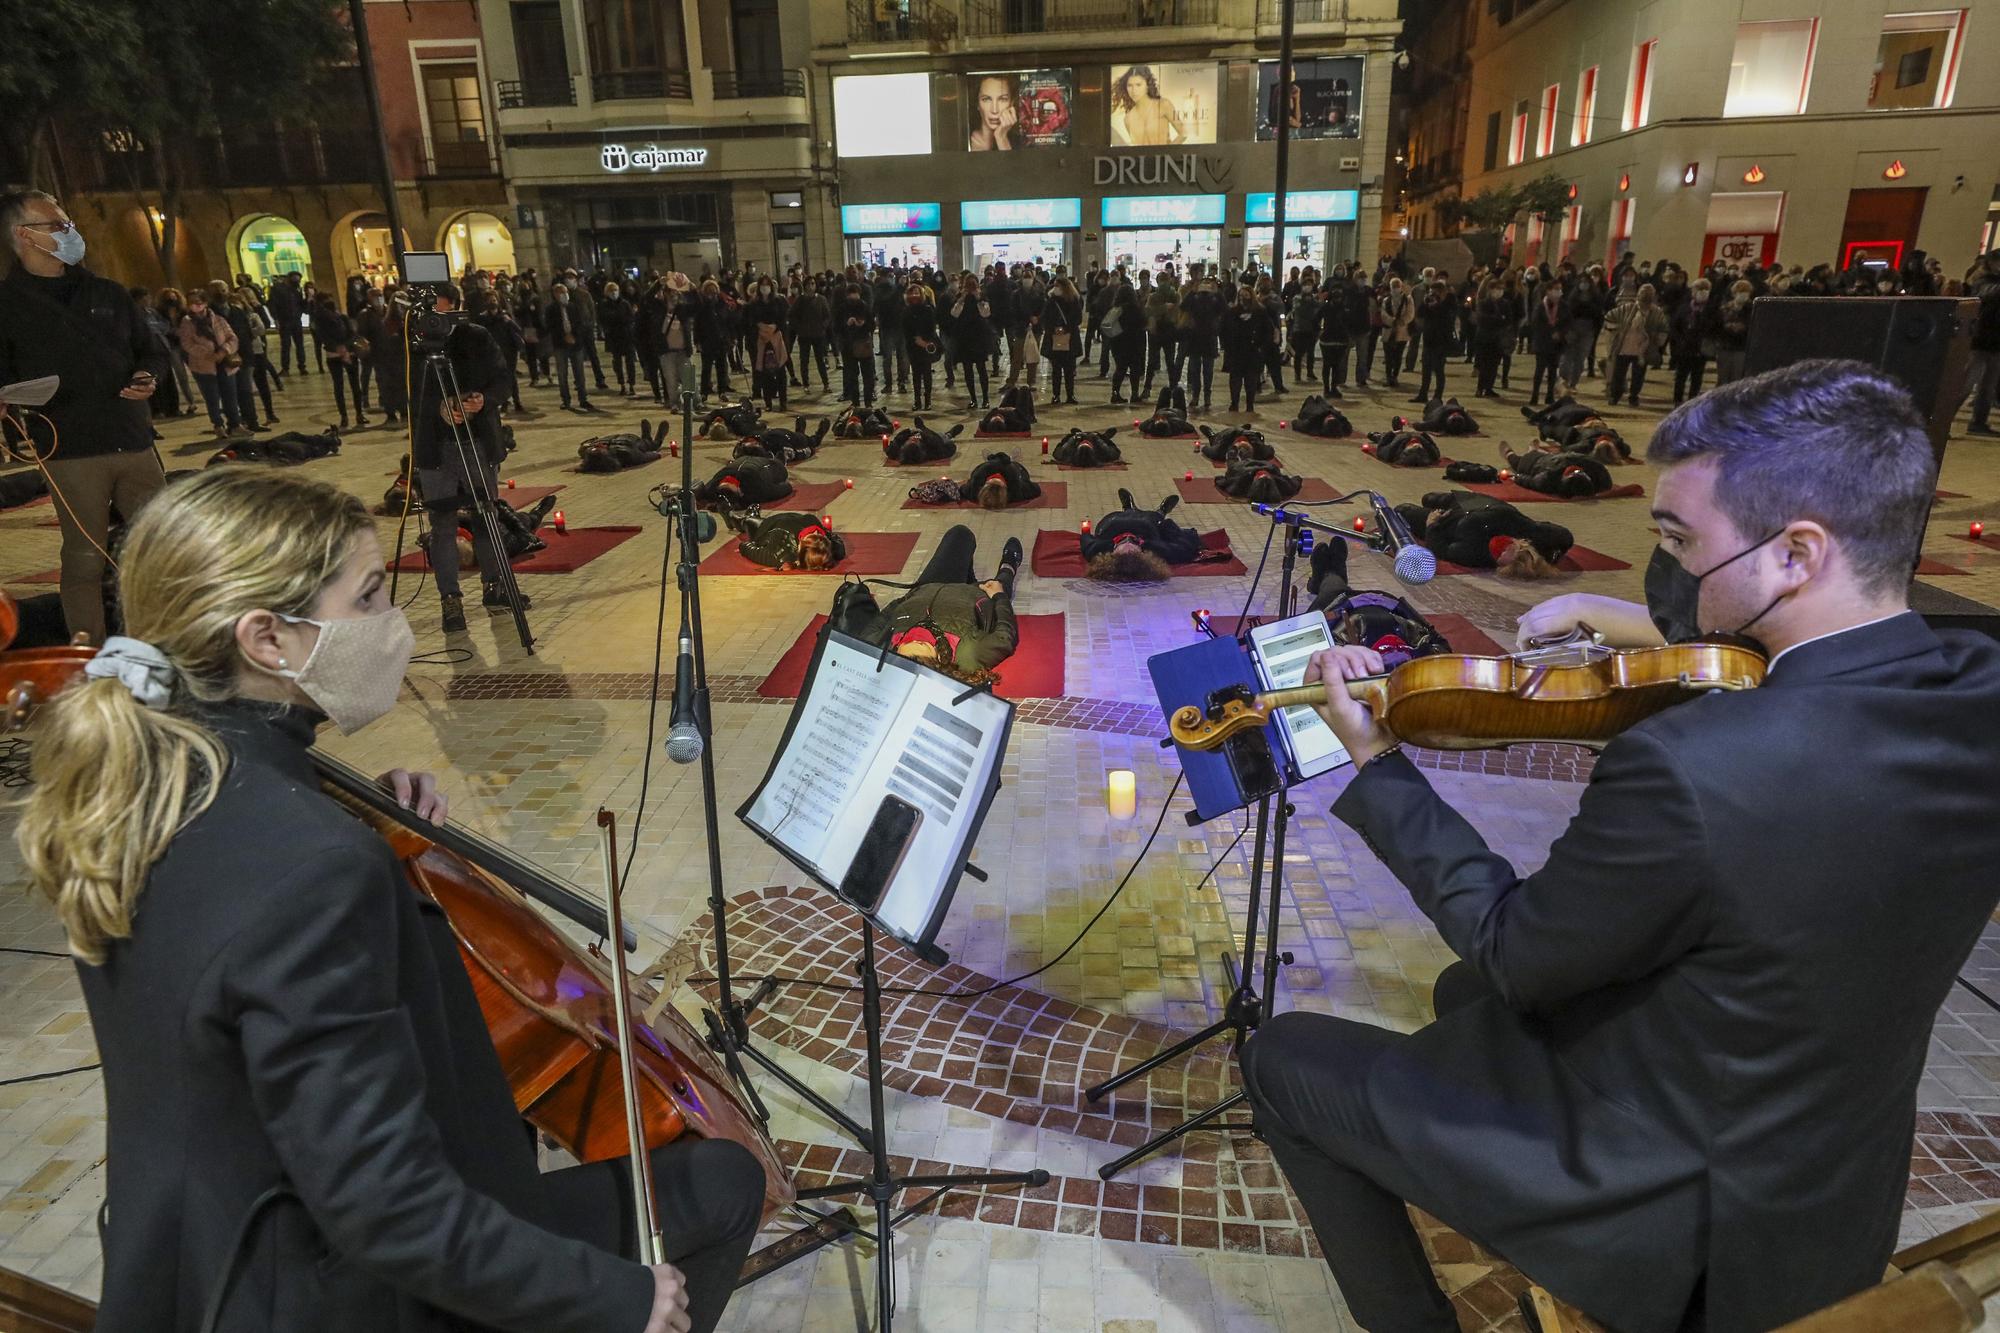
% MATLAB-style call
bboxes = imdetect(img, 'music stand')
[1084,507,1360,1180]
[737,629,1049,1330]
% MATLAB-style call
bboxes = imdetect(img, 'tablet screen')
[1247,611,1352,781]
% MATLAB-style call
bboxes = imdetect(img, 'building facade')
[1450,0,1999,277]
[477,0,823,278]
[1395,0,1475,243]
[804,0,1402,280]
[8,0,512,292]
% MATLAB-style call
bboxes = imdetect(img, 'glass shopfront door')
[1105,227,1222,276]
[848,234,941,270]
[966,231,1072,272]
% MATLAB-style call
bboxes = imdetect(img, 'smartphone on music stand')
[838,795,923,913]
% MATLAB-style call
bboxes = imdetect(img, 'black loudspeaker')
[1745,297,1976,466]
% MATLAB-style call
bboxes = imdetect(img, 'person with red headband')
[1498,441,1618,499]
[1080,489,1206,580]
[725,507,846,570]
[1393,490,1573,578]
[695,454,793,511]
[833,526,1026,685]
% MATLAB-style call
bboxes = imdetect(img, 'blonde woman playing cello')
[17,467,762,1333]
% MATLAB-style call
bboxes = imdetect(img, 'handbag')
[1049,327,1072,353]
[1022,330,1041,365]
[829,577,882,639]
[1101,307,1124,340]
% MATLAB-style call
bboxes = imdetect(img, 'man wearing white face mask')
[0,190,169,646]
[19,467,764,1333]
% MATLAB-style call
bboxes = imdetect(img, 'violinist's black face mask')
[1644,529,1786,644]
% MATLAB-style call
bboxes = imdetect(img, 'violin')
[0,594,795,1223]
[1170,632,1767,754]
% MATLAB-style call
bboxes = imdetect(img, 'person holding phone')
[0,190,168,647]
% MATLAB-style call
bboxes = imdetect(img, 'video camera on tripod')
[399,251,464,355]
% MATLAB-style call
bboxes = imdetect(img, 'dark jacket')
[78,703,653,1333]
[903,302,941,363]
[864,582,1019,673]
[959,451,1040,504]
[944,293,995,359]
[1404,489,1568,565]
[0,264,166,459]
[736,511,845,569]
[411,322,508,469]
[1219,303,1273,368]
[697,454,791,505]
[1310,613,2000,1332]
[597,297,636,352]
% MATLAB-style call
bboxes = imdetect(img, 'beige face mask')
[267,609,416,734]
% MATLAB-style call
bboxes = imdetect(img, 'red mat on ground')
[501,484,566,506]
[901,482,1068,511]
[1938,489,1968,499]
[1461,478,1646,503]
[1434,544,1631,575]
[1173,476,1341,505]
[1955,532,2000,552]
[1054,461,1127,471]
[386,525,642,574]
[697,480,850,514]
[1916,556,1969,575]
[1029,528,1246,578]
[973,430,1034,439]
[699,531,919,576]
[7,568,60,585]
[1208,454,1285,469]
[757,612,1068,700]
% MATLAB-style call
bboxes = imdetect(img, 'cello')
[0,593,799,1326]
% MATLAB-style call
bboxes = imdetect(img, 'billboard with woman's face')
[1255,57,1363,140]
[965,69,1074,150]
[1108,62,1219,146]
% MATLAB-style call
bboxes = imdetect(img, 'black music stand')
[738,630,1049,1330]
[1085,505,1370,1180]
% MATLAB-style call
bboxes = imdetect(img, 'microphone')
[1368,492,1437,585]
[665,628,703,764]
[650,487,719,543]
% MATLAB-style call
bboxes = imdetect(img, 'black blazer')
[0,264,165,459]
[1324,613,2000,1331]
[78,703,653,1333]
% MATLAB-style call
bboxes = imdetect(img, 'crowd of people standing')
[123,242,2000,438]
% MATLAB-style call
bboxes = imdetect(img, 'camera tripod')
[390,345,535,653]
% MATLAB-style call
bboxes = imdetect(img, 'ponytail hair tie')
[84,636,177,709]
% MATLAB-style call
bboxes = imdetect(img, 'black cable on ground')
[0,1063,100,1088]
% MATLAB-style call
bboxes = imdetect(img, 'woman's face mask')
[262,609,415,734]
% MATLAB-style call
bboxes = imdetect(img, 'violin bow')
[596,808,666,1265]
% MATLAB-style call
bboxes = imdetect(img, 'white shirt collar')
[1765,611,1910,671]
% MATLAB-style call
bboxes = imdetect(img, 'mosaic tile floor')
[5,354,2000,1331]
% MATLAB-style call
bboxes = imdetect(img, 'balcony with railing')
[495,75,576,109]
[712,68,806,98]
[961,0,1217,36]
[846,0,958,46]
[1254,0,1350,22]
[420,138,502,180]
[591,69,693,101]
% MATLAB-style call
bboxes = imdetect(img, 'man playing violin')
[1242,358,2000,1332]
[17,467,763,1333]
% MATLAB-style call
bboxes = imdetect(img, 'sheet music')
[744,636,912,870]
[742,631,1012,948]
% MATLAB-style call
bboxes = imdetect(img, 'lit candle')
[1973,521,1986,539]
[1107,769,1137,820]
[505,478,516,489]
[551,510,566,534]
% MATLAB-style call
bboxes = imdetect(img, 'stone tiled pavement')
[4,355,2000,1331]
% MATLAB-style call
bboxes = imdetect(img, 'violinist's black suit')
[1242,614,2000,1332]
[77,702,764,1333]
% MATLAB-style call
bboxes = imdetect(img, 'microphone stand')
[1085,503,1325,1180]
[666,388,872,1149]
